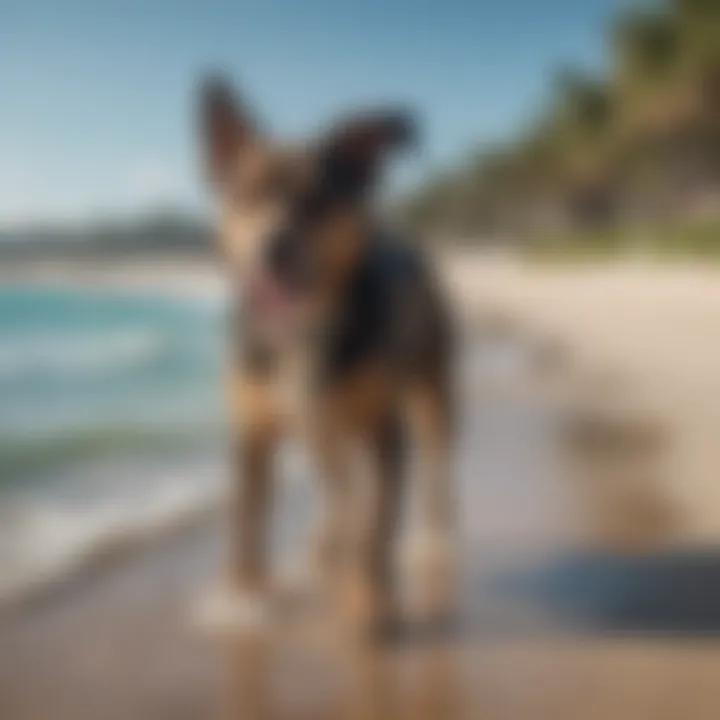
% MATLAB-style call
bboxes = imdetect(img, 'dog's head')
[198,75,414,331]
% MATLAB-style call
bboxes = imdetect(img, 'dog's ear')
[198,75,255,186]
[321,110,417,194]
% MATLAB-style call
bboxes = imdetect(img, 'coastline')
[0,267,228,614]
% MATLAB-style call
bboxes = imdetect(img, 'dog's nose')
[264,231,306,289]
[265,231,293,276]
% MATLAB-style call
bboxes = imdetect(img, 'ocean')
[0,281,230,604]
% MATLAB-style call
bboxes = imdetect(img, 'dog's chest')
[272,350,316,428]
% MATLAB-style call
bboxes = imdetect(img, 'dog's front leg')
[230,371,280,593]
[231,425,275,593]
[347,417,405,637]
[195,373,279,633]
[309,425,351,584]
[405,381,456,615]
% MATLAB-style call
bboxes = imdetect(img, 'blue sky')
[0,0,619,225]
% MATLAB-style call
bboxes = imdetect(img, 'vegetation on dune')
[528,218,720,261]
[403,0,720,249]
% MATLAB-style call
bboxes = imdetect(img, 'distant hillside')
[0,211,212,261]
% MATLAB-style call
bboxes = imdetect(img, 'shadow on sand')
[490,548,720,636]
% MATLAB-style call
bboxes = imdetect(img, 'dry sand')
[446,253,720,544]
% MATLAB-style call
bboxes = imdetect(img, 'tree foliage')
[403,0,720,240]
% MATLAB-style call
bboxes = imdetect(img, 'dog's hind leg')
[307,422,353,585]
[405,378,456,612]
[347,414,405,637]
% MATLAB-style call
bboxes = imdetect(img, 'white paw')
[189,584,270,636]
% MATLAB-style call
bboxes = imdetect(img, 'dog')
[198,75,455,636]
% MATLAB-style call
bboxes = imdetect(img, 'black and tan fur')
[199,76,455,635]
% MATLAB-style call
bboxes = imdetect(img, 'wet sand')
[3,379,720,720]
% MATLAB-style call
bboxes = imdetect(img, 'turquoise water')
[0,283,226,485]
[0,282,229,600]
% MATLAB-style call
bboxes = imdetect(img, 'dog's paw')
[189,584,270,636]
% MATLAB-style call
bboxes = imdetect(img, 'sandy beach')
[447,253,720,544]
[3,253,720,719]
